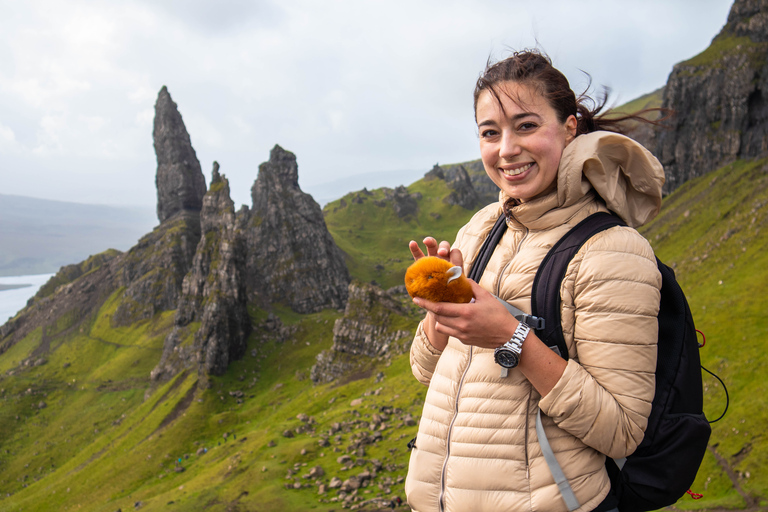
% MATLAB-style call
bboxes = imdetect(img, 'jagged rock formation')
[424,164,483,209]
[245,145,350,314]
[657,0,768,193]
[2,87,209,350]
[310,282,412,384]
[152,164,251,381]
[154,86,207,223]
[435,160,497,205]
[2,87,354,384]
[382,185,421,218]
[112,212,201,326]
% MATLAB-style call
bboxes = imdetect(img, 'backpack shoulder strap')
[468,214,545,327]
[468,213,508,282]
[531,212,626,360]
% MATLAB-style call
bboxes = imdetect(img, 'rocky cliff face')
[657,0,768,193]
[433,160,497,206]
[310,282,412,384]
[245,145,350,314]
[424,164,483,209]
[152,164,251,381]
[112,212,201,326]
[154,86,207,223]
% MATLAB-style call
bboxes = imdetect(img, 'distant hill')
[0,194,156,276]
[303,169,426,207]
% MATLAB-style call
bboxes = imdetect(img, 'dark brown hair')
[473,49,667,135]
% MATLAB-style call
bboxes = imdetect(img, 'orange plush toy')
[404,256,474,303]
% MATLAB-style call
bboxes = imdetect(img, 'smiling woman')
[404,50,669,512]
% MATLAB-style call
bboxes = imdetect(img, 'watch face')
[495,348,520,369]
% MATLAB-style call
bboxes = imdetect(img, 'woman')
[404,50,665,512]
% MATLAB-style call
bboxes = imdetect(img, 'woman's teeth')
[502,163,533,176]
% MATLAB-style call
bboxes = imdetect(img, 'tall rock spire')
[153,86,207,223]
[245,145,350,313]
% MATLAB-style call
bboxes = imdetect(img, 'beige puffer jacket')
[405,132,665,512]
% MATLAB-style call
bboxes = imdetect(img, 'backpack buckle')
[518,314,545,330]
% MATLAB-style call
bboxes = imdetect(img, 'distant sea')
[0,274,54,325]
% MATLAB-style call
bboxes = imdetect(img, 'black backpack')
[472,211,713,512]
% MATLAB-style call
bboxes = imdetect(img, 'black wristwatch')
[494,322,530,369]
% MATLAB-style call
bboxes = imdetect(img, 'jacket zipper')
[495,225,533,483]
[525,388,532,480]
[438,345,473,512]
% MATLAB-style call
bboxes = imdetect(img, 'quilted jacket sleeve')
[410,320,443,386]
[538,226,661,459]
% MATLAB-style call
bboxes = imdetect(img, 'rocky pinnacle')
[246,145,350,313]
[153,86,207,223]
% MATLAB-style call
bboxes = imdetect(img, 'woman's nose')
[500,132,522,159]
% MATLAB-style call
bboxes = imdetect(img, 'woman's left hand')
[412,280,518,349]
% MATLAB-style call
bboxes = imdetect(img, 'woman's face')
[476,81,577,202]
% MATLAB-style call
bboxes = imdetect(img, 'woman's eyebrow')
[510,112,541,121]
[477,112,541,127]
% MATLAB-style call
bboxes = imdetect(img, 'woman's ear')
[565,114,578,143]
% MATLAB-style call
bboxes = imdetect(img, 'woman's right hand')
[407,237,464,351]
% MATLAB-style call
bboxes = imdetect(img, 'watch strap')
[508,321,530,351]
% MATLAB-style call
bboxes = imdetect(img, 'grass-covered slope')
[0,281,424,511]
[1,155,767,511]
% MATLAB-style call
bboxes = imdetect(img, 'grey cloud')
[140,0,286,33]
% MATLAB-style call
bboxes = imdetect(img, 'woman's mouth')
[501,163,533,177]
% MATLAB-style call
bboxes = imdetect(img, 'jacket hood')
[501,131,665,228]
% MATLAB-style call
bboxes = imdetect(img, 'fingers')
[408,240,426,261]
[424,236,440,256]
[449,247,464,267]
[412,297,462,318]
[419,300,470,340]
[468,279,489,300]
[408,237,459,262]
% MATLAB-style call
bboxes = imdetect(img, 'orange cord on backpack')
[688,331,707,502]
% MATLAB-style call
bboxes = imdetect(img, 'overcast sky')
[1,0,734,210]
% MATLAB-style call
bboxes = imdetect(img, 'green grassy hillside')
[323,179,482,289]
[0,156,766,511]
[0,287,424,511]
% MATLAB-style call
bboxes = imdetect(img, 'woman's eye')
[518,122,537,131]
[480,129,498,138]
